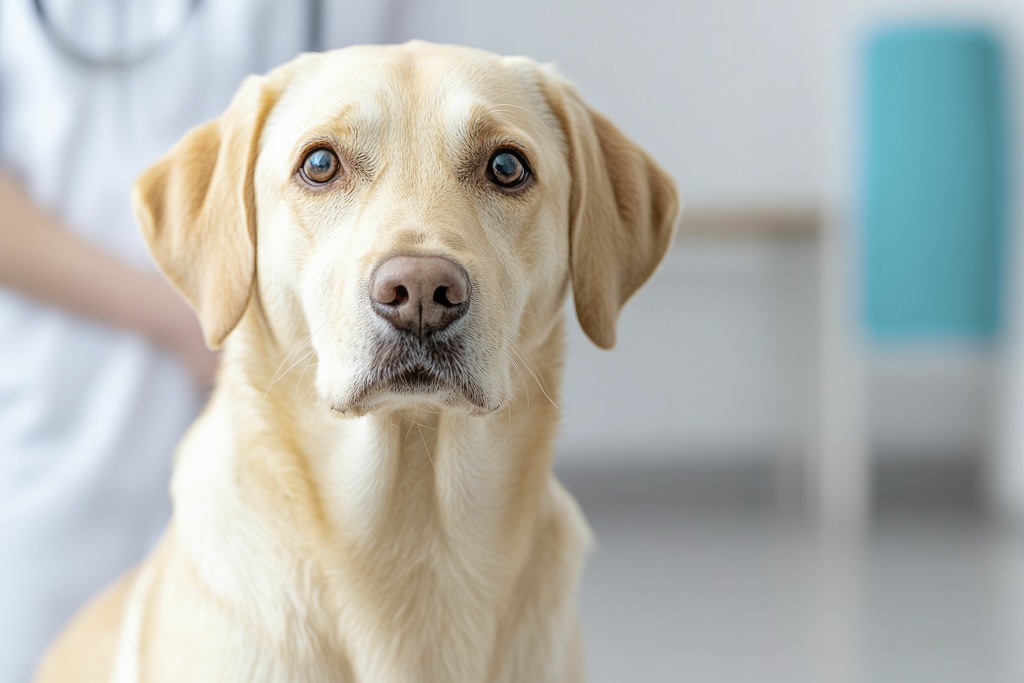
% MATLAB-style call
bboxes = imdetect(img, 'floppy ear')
[133,74,282,349]
[541,74,681,349]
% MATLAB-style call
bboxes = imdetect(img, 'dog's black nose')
[369,255,470,336]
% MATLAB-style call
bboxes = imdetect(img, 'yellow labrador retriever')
[36,41,678,683]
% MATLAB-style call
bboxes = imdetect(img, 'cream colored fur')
[34,42,679,683]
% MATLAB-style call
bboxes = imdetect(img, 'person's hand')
[0,174,218,391]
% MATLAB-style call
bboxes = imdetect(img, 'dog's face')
[255,45,575,415]
[134,42,679,416]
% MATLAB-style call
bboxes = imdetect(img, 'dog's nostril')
[433,286,454,308]
[392,285,409,306]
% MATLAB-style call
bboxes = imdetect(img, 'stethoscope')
[33,0,324,71]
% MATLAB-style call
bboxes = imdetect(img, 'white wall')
[456,0,826,206]
[558,240,818,463]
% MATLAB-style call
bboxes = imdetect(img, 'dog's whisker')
[492,311,561,411]
[263,344,312,405]
[264,322,326,389]
[294,352,319,398]
[403,416,439,431]
[502,350,530,407]
[402,418,416,446]
[269,317,330,361]
[518,357,559,410]
[263,309,334,390]
[309,395,322,424]
[268,348,315,390]
[487,312,561,411]
[269,336,310,360]
[270,341,308,376]
[417,424,436,473]
[505,338,559,410]
[412,401,444,417]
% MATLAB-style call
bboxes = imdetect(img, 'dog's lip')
[350,365,486,407]
[329,336,495,414]
[330,378,493,416]
[378,366,448,393]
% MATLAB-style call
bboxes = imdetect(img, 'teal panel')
[862,26,1007,341]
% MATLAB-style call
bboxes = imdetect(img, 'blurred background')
[4,0,1024,681]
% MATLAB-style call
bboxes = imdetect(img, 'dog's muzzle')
[330,254,492,414]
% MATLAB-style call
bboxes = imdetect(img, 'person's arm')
[0,173,216,387]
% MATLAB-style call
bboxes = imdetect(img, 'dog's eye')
[487,150,529,188]
[300,148,340,185]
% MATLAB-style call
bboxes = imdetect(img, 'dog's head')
[134,42,679,416]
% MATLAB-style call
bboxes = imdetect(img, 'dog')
[35,41,679,682]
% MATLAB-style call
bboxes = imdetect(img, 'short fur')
[35,42,679,683]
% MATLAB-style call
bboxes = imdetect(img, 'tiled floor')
[561,464,1024,683]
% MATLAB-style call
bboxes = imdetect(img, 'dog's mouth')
[330,333,493,414]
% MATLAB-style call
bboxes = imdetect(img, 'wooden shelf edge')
[676,206,822,241]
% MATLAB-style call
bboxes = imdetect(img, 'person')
[0,1,455,680]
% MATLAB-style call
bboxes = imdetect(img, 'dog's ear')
[540,73,680,349]
[133,74,282,349]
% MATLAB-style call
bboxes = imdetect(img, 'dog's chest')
[210,513,510,682]
[176,410,566,681]
[214,567,499,682]
[328,543,508,681]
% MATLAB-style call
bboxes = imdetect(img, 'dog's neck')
[169,310,571,673]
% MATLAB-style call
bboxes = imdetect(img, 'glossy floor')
[563,465,1024,683]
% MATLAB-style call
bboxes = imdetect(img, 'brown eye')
[487,150,529,188]
[300,147,340,185]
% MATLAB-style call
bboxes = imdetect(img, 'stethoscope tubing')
[33,0,323,71]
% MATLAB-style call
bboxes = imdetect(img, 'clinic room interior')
[4,0,1024,682]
